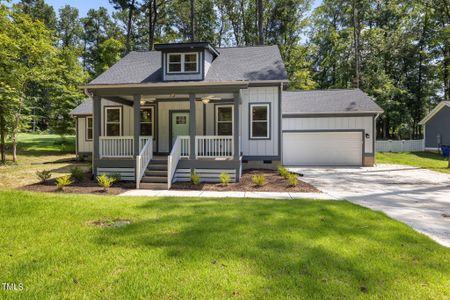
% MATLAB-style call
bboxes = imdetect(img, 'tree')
[109,0,139,53]
[57,5,83,48]
[13,0,57,30]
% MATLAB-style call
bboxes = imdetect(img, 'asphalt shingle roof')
[282,89,383,115]
[88,45,287,85]
[69,99,92,116]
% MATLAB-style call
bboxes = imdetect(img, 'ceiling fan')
[201,95,221,104]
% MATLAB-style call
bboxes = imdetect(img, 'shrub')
[277,165,289,179]
[70,167,84,182]
[56,175,72,191]
[252,175,266,187]
[219,172,231,186]
[97,175,114,191]
[36,170,51,183]
[110,173,122,183]
[287,173,298,187]
[191,171,201,185]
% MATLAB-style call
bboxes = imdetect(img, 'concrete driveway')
[289,164,450,247]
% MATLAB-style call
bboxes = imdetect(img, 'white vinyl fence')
[376,139,424,152]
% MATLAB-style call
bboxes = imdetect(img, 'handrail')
[195,135,233,158]
[167,137,182,189]
[135,137,153,189]
[99,136,134,158]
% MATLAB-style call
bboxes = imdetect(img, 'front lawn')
[376,151,450,174]
[0,190,448,299]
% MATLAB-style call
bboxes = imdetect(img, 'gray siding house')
[71,42,383,189]
[419,101,450,150]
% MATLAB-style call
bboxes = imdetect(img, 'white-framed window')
[215,105,233,136]
[86,116,93,141]
[140,106,154,136]
[250,103,270,139]
[104,107,122,136]
[167,52,198,73]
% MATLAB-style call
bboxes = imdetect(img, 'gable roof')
[282,89,384,115]
[69,99,92,116]
[88,45,287,86]
[419,101,450,125]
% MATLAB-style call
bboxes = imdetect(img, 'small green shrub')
[70,167,84,182]
[252,175,266,187]
[191,171,201,185]
[287,173,298,187]
[277,165,289,179]
[56,175,72,191]
[36,170,51,183]
[110,173,122,183]
[97,175,114,191]
[219,172,231,186]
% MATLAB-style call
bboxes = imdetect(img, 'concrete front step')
[141,176,167,183]
[138,182,168,190]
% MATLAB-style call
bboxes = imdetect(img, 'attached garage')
[283,131,363,166]
[281,90,383,167]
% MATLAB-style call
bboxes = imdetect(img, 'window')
[176,116,187,124]
[250,104,269,139]
[140,107,154,136]
[167,52,198,73]
[216,105,233,136]
[86,117,93,141]
[105,107,122,136]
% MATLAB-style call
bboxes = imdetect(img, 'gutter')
[79,81,251,90]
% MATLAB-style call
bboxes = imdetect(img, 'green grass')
[376,152,450,174]
[0,190,449,299]
[0,134,87,189]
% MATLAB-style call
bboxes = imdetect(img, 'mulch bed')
[172,169,320,193]
[20,173,135,195]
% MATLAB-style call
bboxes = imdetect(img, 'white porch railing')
[168,137,182,189]
[99,136,134,158]
[136,138,153,189]
[195,136,233,158]
[179,136,190,157]
[139,136,152,151]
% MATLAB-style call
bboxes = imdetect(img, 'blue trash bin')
[441,145,449,158]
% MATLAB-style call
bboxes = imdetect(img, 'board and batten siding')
[77,117,93,153]
[100,99,134,136]
[157,101,203,153]
[240,87,280,157]
[282,116,374,154]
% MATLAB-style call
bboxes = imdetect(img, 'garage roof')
[282,89,383,115]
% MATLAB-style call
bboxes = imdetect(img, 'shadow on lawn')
[93,198,447,297]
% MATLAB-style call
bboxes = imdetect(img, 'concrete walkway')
[120,189,333,200]
[289,164,450,248]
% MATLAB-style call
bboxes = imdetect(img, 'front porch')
[89,83,246,189]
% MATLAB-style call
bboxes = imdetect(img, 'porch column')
[233,92,240,160]
[189,93,196,160]
[133,94,141,157]
[93,95,101,175]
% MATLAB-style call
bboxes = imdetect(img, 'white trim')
[250,103,269,139]
[215,104,234,136]
[166,52,199,74]
[85,116,93,141]
[80,81,250,89]
[104,107,122,136]
[419,101,450,125]
[140,106,154,137]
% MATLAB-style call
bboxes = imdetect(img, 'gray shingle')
[282,89,384,115]
[69,99,92,116]
[88,45,287,85]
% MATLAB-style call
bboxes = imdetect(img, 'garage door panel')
[283,132,362,166]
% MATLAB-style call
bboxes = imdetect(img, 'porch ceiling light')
[201,97,210,104]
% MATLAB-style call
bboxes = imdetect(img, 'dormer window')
[167,52,198,73]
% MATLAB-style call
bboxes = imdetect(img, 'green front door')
[171,111,189,149]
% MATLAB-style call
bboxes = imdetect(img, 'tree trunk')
[257,0,264,45]
[147,0,157,50]
[125,0,136,53]
[352,0,360,88]
[0,120,5,164]
[190,0,195,41]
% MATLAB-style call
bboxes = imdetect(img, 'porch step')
[144,170,168,177]
[141,176,167,183]
[139,182,168,190]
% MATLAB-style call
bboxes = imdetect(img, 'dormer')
[154,42,219,81]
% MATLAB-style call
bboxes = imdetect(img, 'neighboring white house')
[70,42,383,189]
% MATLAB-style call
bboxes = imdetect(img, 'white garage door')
[283,131,363,166]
